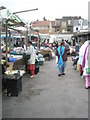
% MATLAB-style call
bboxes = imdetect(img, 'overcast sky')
[0,0,89,22]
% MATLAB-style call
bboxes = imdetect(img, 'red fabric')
[27,64,35,71]
[31,70,35,76]
[72,57,73,62]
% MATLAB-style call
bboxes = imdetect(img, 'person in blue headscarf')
[57,41,69,77]
[57,42,65,76]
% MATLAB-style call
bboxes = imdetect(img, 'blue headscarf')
[58,46,65,71]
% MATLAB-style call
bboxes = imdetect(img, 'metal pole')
[12,32,14,50]
[20,33,22,47]
[26,30,28,49]
[29,27,31,41]
[38,33,40,50]
[13,8,38,14]
[6,20,8,64]
[9,30,11,53]
[37,32,40,50]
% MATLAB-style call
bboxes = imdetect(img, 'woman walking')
[57,41,69,77]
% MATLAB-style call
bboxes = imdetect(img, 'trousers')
[59,61,66,74]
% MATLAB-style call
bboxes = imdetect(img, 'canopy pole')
[9,30,11,53]
[26,30,28,49]
[6,20,8,64]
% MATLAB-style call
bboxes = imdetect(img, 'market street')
[2,57,88,118]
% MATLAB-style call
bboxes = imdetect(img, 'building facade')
[60,16,82,33]
[32,20,52,34]
[73,19,88,32]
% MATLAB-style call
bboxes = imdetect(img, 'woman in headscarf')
[26,41,36,78]
[57,41,69,77]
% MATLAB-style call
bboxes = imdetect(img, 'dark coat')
[56,46,69,62]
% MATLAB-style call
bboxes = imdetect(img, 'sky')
[0,0,90,23]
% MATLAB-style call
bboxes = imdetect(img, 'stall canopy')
[2,9,26,32]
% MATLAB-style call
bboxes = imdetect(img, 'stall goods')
[38,49,52,61]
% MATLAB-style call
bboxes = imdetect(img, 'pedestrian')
[57,41,69,76]
[25,41,36,78]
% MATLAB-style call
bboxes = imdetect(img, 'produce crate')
[38,61,44,66]
[35,66,39,74]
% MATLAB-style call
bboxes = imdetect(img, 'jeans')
[59,61,66,74]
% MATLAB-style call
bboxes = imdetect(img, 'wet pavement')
[2,57,88,118]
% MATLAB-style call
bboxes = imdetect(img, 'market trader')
[25,41,36,78]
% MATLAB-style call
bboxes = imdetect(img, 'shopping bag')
[56,56,58,64]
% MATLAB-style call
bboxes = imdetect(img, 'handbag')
[26,55,30,60]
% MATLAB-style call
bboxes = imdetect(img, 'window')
[76,27,78,30]
[62,21,66,28]
[68,29,70,32]
[68,20,71,25]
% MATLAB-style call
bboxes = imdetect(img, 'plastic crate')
[38,61,44,66]
[6,76,22,96]
[35,66,39,74]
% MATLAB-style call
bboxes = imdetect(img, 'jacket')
[25,45,35,64]
[56,45,69,62]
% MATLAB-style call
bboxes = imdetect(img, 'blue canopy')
[1,34,13,39]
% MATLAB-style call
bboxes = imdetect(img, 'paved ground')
[2,57,88,118]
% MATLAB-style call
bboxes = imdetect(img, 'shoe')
[85,86,88,89]
[62,73,65,75]
[30,75,35,78]
[30,75,34,78]
[58,74,61,77]
[33,75,35,78]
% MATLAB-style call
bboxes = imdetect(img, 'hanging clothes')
[82,41,90,75]
[78,41,89,65]
[82,41,90,88]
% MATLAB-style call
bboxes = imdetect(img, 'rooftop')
[32,20,50,27]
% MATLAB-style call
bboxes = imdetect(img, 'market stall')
[38,48,52,61]
[1,12,27,96]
